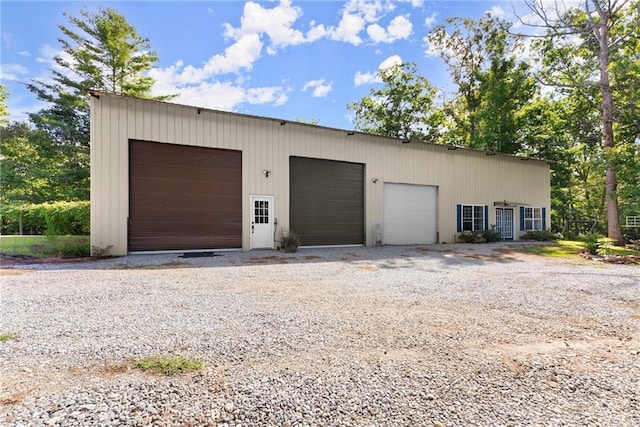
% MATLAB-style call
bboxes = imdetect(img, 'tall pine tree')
[27,8,173,201]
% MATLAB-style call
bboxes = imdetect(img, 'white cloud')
[328,10,366,45]
[353,54,402,86]
[345,0,393,22]
[398,0,424,7]
[153,79,288,112]
[424,12,436,28]
[366,24,387,43]
[327,0,401,45]
[223,0,310,54]
[303,79,333,98]
[487,6,505,18]
[378,54,403,70]
[387,15,412,40]
[0,63,28,81]
[306,21,327,42]
[354,71,377,86]
[18,51,30,56]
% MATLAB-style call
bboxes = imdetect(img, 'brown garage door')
[290,156,364,246]
[129,140,242,251]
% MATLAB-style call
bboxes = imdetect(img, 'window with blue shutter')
[458,204,487,232]
[484,205,489,230]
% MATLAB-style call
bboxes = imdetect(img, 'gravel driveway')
[1,243,638,426]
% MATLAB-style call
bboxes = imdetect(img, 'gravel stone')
[1,243,638,426]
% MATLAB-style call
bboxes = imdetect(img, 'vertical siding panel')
[117,98,129,252]
[150,102,160,142]
[134,100,144,140]
[167,104,175,143]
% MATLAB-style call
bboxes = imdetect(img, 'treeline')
[1,2,638,243]
[0,201,89,236]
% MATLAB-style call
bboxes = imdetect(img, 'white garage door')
[383,183,437,244]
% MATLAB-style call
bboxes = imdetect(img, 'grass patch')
[518,240,640,259]
[518,240,585,259]
[0,235,89,257]
[0,333,17,342]
[608,246,640,256]
[133,354,204,376]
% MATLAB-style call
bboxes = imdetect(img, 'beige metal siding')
[90,92,550,255]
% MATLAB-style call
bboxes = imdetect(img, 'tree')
[0,123,58,205]
[525,0,635,244]
[347,62,440,141]
[27,8,172,201]
[0,85,8,127]
[427,13,536,153]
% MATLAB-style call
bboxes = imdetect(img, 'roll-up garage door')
[383,183,437,244]
[290,157,364,246]
[129,140,242,251]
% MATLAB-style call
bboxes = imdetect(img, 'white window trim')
[524,207,543,231]
[461,204,486,232]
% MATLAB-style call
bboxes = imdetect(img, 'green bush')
[0,201,89,235]
[623,227,640,243]
[596,237,616,256]
[457,231,485,243]
[522,230,557,241]
[44,237,90,258]
[482,225,501,243]
[580,232,602,255]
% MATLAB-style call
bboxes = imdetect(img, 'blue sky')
[1,0,535,130]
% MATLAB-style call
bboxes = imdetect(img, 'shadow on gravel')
[0,243,540,272]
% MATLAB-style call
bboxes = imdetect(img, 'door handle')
[251,222,254,233]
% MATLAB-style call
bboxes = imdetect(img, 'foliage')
[527,0,639,245]
[25,8,172,205]
[0,84,8,127]
[281,231,300,253]
[623,227,640,244]
[133,355,204,376]
[427,13,536,153]
[0,235,89,257]
[580,232,603,255]
[0,201,90,235]
[522,230,557,241]
[0,122,85,204]
[347,62,440,141]
[482,225,501,243]
[0,333,16,342]
[457,226,501,243]
[596,237,617,256]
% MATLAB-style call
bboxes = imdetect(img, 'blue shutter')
[520,206,525,230]
[456,204,462,232]
[484,205,489,230]
[542,207,547,230]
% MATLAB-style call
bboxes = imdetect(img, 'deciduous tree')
[527,0,637,244]
[347,62,440,141]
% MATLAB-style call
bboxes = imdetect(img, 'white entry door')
[496,208,514,240]
[250,195,274,249]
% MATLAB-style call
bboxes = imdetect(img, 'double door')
[496,208,514,240]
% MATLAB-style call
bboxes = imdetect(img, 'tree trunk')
[594,2,625,245]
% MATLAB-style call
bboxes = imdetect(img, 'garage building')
[90,92,550,255]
